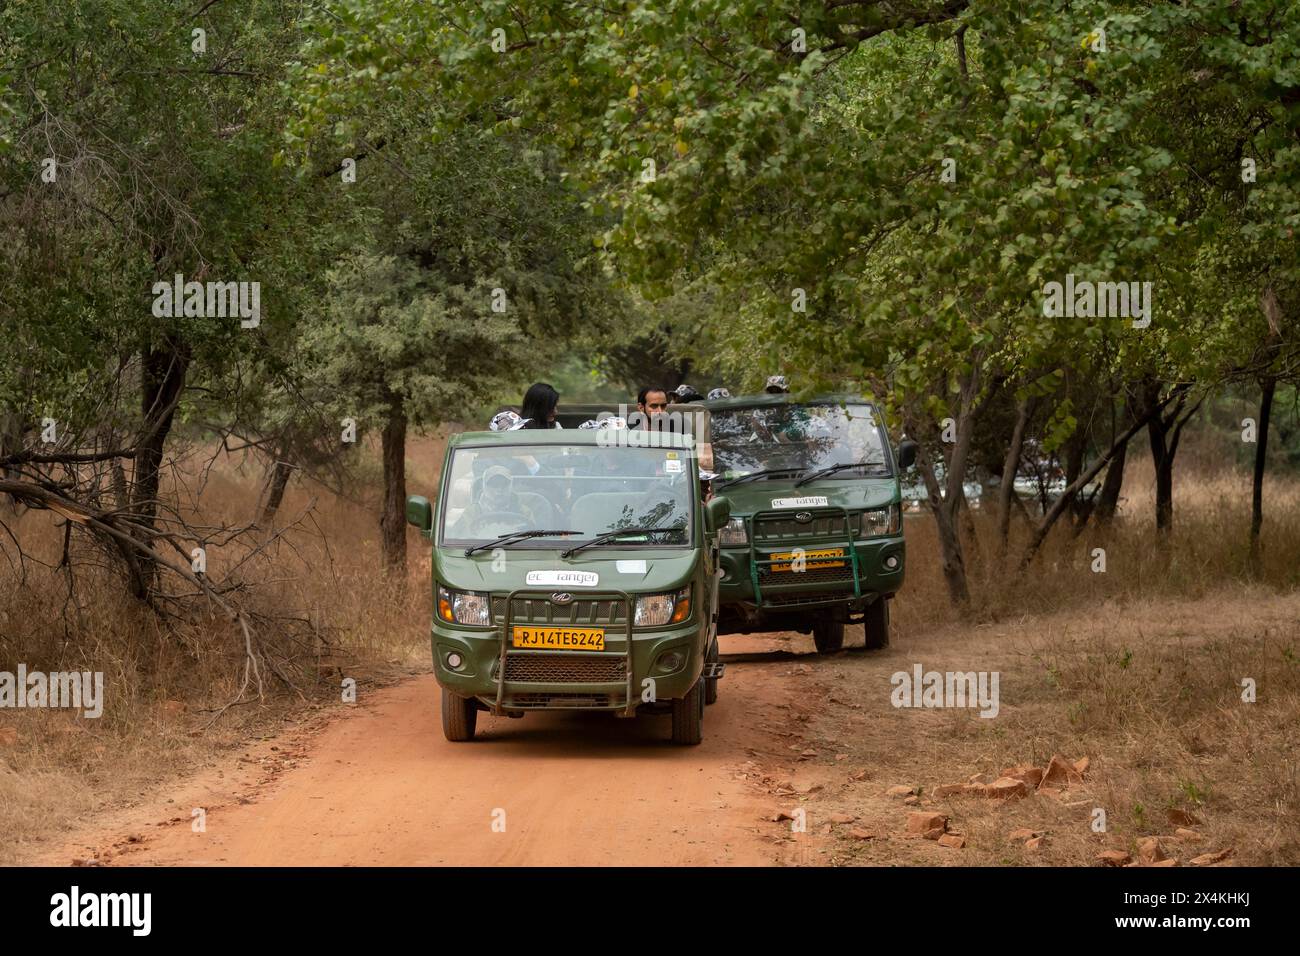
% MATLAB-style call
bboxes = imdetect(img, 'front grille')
[752,510,855,542]
[759,562,856,586]
[507,692,624,708]
[491,596,628,626]
[502,653,626,683]
[762,589,858,607]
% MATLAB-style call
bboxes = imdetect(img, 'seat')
[567,492,638,532]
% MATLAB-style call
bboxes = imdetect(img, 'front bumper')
[432,589,706,715]
[719,534,905,613]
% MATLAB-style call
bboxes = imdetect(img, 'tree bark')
[1250,376,1275,557]
[906,366,980,609]
[921,446,970,606]
[1140,380,1191,534]
[261,460,295,524]
[0,407,21,513]
[133,340,190,525]
[1062,420,1088,525]
[1094,439,1126,526]
[996,397,1031,555]
[380,403,408,574]
[128,339,190,598]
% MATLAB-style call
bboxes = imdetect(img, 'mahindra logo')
[551,592,574,605]
[794,512,813,523]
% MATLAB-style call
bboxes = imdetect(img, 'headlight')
[859,504,901,537]
[718,516,748,547]
[634,586,691,627]
[437,585,491,625]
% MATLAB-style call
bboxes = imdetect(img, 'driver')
[452,465,548,536]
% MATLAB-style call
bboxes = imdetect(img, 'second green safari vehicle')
[703,393,917,654]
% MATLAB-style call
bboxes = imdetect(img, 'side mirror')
[704,496,732,533]
[406,495,433,532]
[897,440,918,471]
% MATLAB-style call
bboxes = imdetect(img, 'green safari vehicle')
[702,393,917,653]
[406,426,731,745]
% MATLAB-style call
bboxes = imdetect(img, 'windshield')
[440,444,695,548]
[710,403,890,478]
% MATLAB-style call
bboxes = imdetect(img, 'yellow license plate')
[770,547,846,573]
[511,626,606,651]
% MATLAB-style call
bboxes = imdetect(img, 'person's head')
[480,465,516,511]
[706,387,731,401]
[637,386,669,417]
[520,382,559,428]
[764,375,789,395]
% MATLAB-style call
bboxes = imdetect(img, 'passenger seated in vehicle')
[631,386,669,430]
[517,382,563,430]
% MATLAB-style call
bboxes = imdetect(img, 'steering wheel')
[473,510,531,536]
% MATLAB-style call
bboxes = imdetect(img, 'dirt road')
[39,634,837,867]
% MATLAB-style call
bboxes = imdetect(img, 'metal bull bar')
[495,588,637,716]
[746,506,862,608]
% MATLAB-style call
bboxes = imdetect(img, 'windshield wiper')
[464,529,581,557]
[715,468,803,489]
[560,526,676,559]
[794,461,885,487]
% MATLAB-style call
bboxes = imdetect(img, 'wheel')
[441,688,478,741]
[863,597,890,650]
[671,677,704,745]
[704,637,720,705]
[812,615,845,654]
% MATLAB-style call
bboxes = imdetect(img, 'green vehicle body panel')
[413,428,721,715]
[702,393,907,630]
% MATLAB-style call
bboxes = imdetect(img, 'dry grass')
[0,431,447,864]
[807,454,1300,866]
[806,588,1299,866]
[895,454,1300,632]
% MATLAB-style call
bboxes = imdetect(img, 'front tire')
[441,688,478,741]
[863,597,890,650]
[672,678,704,745]
[813,616,845,654]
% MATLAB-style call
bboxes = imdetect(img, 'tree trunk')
[1250,376,1275,558]
[958,484,983,569]
[1063,422,1087,525]
[996,397,1031,555]
[1139,379,1191,535]
[1094,439,1126,526]
[1148,412,1174,532]
[380,403,408,574]
[261,460,295,524]
[133,341,190,523]
[128,339,190,598]
[0,407,21,513]
[907,369,979,609]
